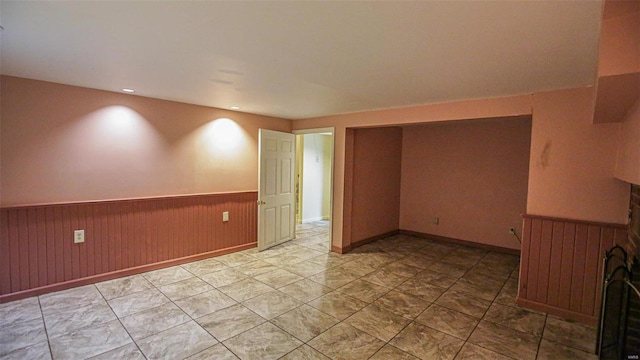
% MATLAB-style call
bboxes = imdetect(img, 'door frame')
[293,127,335,250]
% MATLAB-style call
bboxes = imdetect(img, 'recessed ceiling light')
[122,88,135,93]
[230,106,240,110]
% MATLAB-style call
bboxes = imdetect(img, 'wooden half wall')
[0,191,258,303]
[518,214,628,325]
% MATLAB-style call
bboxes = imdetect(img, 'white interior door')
[258,129,295,251]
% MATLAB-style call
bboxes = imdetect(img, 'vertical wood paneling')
[547,221,564,307]
[1,212,11,295]
[570,224,589,312]
[519,214,629,324]
[519,215,532,298]
[527,219,542,300]
[0,192,257,298]
[558,223,575,310]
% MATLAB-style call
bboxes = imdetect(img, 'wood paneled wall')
[0,192,257,302]
[518,214,628,325]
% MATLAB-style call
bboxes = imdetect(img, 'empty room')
[1,1,639,359]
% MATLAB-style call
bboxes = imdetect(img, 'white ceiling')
[0,1,604,120]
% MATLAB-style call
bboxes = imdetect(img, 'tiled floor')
[0,221,599,359]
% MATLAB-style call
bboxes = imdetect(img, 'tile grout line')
[36,296,54,360]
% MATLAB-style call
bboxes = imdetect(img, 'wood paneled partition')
[518,214,628,325]
[0,192,257,302]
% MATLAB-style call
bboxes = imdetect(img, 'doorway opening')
[294,128,334,250]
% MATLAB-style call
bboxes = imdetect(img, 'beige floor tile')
[242,290,302,319]
[280,345,330,360]
[157,277,214,301]
[107,288,169,318]
[143,266,194,286]
[279,279,332,302]
[416,304,478,340]
[435,288,491,319]
[396,277,447,302]
[137,320,217,360]
[335,259,378,276]
[494,278,519,307]
[308,322,385,360]
[271,304,340,342]
[369,344,419,360]
[468,321,539,360]
[543,316,597,353]
[218,278,274,302]
[412,271,459,288]
[448,278,501,302]
[536,339,598,360]
[49,319,132,360]
[307,291,367,320]
[0,297,42,327]
[120,302,190,341]
[43,300,117,337]
[345,304,411,342]
[0,341,51,360]
[381,261,423,277]
[197,304,265,341]
[254,268,304,288]
[336,279,391,303]
[175,289,237,318]
[234,260,279,277]
[200,268,248,287]
[95,275,155,300]
[0,317,48,357]
[374,290,432,320]
[396,254,434,269]
[308,268,360,289]
[390,322,464,360]
[483,302,546,336]
[453,343,512,360]
[428,261,472,278]
[89,343,145,360]
[40,285,104,315]
[361,269,411,288]
[216,252,257,267]
[309,253,354,268]
[223,322,302,360]
[181,258,228,277]
[281,261,328,278]
[185,343,239,360]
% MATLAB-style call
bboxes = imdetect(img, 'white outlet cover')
[74,229,85,243]
[223,212,229,222]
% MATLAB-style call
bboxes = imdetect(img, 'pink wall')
[615,98,640,185]
[527,87,629,224]
[293,95,533,248]
[598,5,640,77]
[399,117,531,250]
[347,127,402,245]
[1,76,291,206]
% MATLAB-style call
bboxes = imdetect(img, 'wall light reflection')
[202,118,244,153]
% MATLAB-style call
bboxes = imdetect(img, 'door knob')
[257,200,266,205]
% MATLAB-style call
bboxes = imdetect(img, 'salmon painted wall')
[528,87,629,224]
[292,94,533,248]
[348,127,402,245]
[1,76,291,207]
[615,98,640,185]
[399,117,531,250]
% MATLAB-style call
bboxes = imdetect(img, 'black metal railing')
[597,246,640,360]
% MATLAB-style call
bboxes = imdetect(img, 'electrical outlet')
[509,227,516,235]
[74,230,85,244]
[432,217,439,225]
[222,211,229,222]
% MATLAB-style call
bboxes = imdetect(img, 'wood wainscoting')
[0,191,257,303]
[518,214,628,326]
